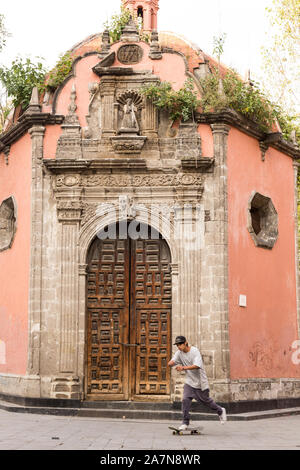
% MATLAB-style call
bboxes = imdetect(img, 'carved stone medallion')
[117,44,143,65]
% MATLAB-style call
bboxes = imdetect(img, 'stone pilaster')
[171,197,204,399]
[78,263,88,385]
[209,123,230,383]
[57,202,82,375]
[100,80,116,137]
[27,125,46,392]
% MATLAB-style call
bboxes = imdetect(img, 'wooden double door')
[86,224,172,400]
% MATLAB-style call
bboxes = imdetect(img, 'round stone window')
[247,192,278,249]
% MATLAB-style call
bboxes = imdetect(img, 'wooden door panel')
[135,308,171,395]
[132,238,172,396]
[86,237,129,399]
[86,227,172,400]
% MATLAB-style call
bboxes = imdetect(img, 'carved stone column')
[209,123,231,389]
[27,126,46,395]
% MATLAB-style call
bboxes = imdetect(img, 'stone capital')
[28,126,46,138]
[210,123,230,136]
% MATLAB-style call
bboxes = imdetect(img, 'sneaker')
[219,407,227,424]
[178,424,189,431]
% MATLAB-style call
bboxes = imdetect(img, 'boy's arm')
[168,360,176,367]
[175,364,200,371]
[168,350,180,367]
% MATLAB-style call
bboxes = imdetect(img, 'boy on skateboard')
[168,336,227,431]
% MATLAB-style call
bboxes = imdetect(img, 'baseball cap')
[174,335,187,345]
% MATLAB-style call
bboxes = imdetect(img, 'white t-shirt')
[171,346,209,391]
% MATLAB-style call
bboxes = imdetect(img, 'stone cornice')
[43,158,148,173]
[0,113,64,153]
[44,157,214,174]
[195,109,300,159]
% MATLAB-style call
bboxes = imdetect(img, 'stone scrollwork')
[55,173,204,189]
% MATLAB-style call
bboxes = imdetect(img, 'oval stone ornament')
[117,44,143,65]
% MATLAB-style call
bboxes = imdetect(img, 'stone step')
[1,399,300,421]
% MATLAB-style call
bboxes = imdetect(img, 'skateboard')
[169,426,203,436]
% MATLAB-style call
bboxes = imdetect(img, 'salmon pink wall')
[198,124,213,157]
[227,128,299,379]
[0,134,31,375]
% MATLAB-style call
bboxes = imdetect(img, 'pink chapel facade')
[0,0,300,408]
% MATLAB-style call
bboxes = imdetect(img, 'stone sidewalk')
[0,408,300,450]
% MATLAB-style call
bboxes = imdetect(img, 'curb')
[1,400,300,421]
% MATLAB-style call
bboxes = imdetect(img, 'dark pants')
[182,384,223,425]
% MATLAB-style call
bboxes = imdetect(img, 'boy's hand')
[176,365,185,372]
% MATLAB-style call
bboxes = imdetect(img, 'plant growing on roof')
[40,51,74,93]
[0,13,10,52]
[199,66,300,142]
[141,78,201,123]
[0,56,46,110]
[103,7,133,43]
[103,7,150,43]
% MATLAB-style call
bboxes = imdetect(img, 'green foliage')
[141,79,200,122]
[103,7,133,43]
[199,68,289,133]
[261,0,300,116]
[41,52,74,92]
[0,57,46,110]
[0,96,12,133]
[274,108,300,143]
[0,14,10,52]
[212,33,227,63]
[103,7,150,43]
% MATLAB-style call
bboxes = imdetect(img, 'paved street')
[0,408,300,450]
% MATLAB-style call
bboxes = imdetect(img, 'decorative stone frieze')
[54,172,204,189]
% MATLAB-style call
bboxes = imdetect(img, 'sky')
[0,0,273,80]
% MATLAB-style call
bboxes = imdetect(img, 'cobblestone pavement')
[0,409,300,450]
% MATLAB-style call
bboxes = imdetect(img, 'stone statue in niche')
[111,90,147,154]
[119,98,139,134]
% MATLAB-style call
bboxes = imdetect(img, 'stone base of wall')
[0,373,41,398]
[172,377,300,403]
[50,376,82,400]
[1,374,300,407]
